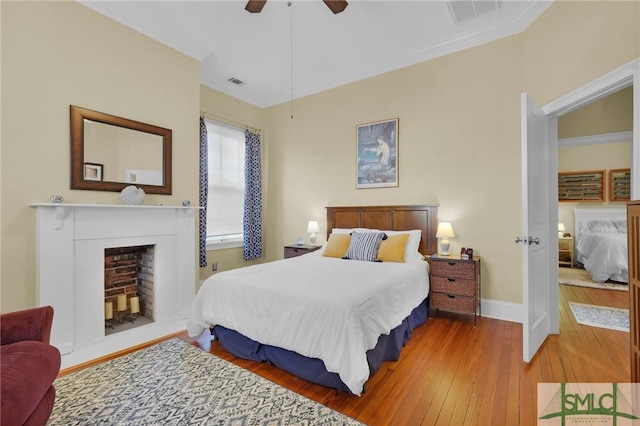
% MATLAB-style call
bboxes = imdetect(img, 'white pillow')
[332,228,377,234]
[587,220,618,233]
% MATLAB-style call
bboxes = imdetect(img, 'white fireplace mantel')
[30,203,198,369]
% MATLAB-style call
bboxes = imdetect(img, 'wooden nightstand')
[429,254,481,326]
[559,236,574,268]
[284,244,321,259]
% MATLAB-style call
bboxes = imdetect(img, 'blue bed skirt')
[212,298,429,393]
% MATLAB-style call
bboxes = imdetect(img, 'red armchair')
[1,306,61,426]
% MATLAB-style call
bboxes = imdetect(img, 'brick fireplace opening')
[104,245,155,334]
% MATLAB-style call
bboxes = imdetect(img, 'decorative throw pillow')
[322,233,351,258]
[613,220,627,233]
[377,233,409,263]
[382,229,422,261]
[343,232,387,262]
[587,220,618,233]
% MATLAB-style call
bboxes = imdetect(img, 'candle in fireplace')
[130,296,140,314]
[104,301,113,320]
[117,294,127,312]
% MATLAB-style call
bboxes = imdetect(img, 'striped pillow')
[343,232,386,262]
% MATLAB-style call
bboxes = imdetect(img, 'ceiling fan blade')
[323,0,348,14]
[245,0,267,13]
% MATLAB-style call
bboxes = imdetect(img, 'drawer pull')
[448,262,456,266]
[447,278,456,283]
[447,294,456,299]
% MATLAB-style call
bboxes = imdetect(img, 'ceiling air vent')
[447,0,501,24]
[227,77,246,86]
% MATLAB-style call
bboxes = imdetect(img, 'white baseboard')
[479,298,523,324]
[60,318,187,370]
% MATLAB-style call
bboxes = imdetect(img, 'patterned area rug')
[559,268,628,291]
[49,338,364,425]
[569,302,630,332]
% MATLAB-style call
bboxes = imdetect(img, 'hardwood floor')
[179,284,630,425]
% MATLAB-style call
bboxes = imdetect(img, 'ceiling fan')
[245,0,348,14]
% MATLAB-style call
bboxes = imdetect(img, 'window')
[204,120,245,249]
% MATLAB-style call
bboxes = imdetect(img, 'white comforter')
[187,252,429,395]
[576,232,628,283]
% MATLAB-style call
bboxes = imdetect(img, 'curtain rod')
[200,111,262,134]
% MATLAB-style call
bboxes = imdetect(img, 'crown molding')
[558,131,633,147]
[77,1,212,60]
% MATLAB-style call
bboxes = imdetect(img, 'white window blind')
[204,120,245,249]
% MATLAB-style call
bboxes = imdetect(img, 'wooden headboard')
[326,205,439,255]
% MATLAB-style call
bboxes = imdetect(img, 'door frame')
[542,59,639,199]
[527,58,639,353]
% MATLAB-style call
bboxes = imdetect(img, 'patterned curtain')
[243,129,263,260]
[198,117,208,267]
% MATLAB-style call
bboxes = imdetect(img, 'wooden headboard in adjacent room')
[326,205,439,256]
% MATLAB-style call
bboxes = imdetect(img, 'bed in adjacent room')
[187,204,438,395]
[574,208,628,284]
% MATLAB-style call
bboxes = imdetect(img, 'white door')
[520,93,557,362]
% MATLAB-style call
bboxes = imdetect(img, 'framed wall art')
[356,118,398,189]
[84,163,103,181]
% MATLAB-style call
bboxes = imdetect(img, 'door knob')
[515,236,527,244]
[529,237,541,245]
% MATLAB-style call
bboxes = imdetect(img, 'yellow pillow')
[322,233,351,258]
[377,233,409,263]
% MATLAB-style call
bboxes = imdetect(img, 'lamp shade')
[307,221,320,234]
[558,223,566,232]
[436,222,455,239]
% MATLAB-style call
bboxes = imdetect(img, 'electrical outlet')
[212,263,218,272]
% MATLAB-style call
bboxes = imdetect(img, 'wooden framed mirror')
[70,105,172,194]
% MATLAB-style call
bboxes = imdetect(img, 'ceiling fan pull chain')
[289,1,294,119]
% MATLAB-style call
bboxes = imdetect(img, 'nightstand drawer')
[430,259,476,280]
[430,276,476,296]
[431,292,475,314]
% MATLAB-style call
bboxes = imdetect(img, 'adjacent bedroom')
[556,86,631,333]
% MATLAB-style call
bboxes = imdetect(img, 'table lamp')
[436,222,455,256]
[558,223,566,237]
[307,221,320,245]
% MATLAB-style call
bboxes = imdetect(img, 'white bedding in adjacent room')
[576,231,628,283]
[574,208,628,284]
[187,251,429,395]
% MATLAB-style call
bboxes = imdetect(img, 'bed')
[574,208,628,283]
[187,204,438,395]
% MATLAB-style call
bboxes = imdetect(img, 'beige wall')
[260,0,638,305]
[2,1,638,313]
[521,1,638,107]
[559,86,634,138]
[263,35,524,303]
[1,1,200,311]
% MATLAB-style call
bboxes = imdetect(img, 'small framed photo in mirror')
[84,163,103,181]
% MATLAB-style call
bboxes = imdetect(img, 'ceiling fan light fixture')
[245,0,347,14]
[245,0,267,13]
[323,0,348,14]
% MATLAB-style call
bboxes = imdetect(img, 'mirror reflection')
[84,120,164,185]
[70,105,172,195]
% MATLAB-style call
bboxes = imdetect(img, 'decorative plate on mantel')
[120,185,145,205]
